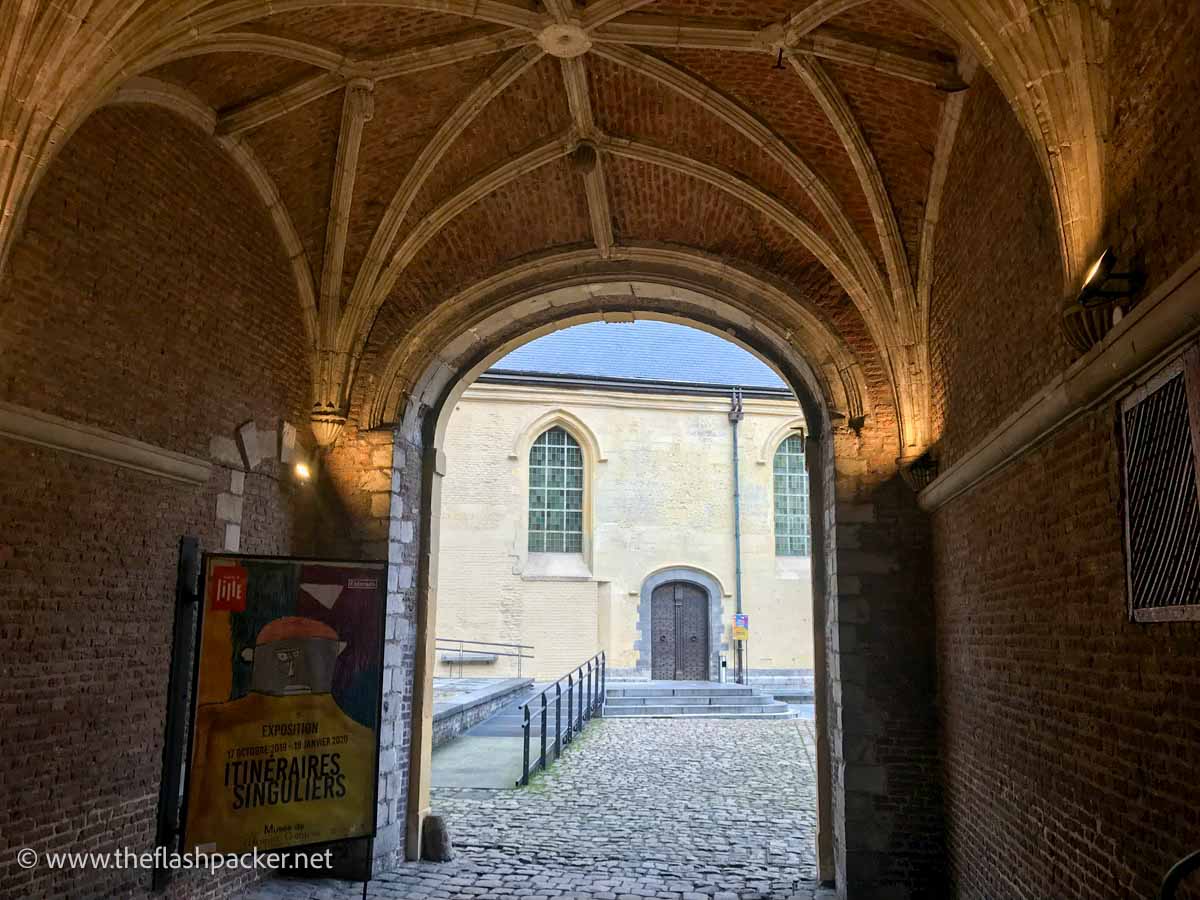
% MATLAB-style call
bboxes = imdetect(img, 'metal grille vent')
[1121,356,1200,621]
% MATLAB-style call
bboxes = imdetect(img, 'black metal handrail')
[517,650,605,786]
[1161,850,1200,899]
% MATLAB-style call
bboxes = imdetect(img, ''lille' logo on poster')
[211,565,248,612]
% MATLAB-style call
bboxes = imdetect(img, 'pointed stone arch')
[758,416,809,467]
[509,408,607,465]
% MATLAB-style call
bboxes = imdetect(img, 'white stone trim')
[210,31,531,136]
[784,0,866,40]
[758,417,808,465]
[592,15,963,87]
[589,43,888,332]
[161,31,350,70]
[0,400,211,484]
[791,55,916,343]
[319,79,374,348]
[558,55,614,257]
[370,255,868,431]
[579,0,655,30]
[340,132,574,349]
[508,408,607,463]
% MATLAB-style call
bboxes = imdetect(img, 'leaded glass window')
[774,434,810,556]
[528,427,584,553]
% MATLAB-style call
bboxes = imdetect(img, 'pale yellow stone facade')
[434,381,815,682]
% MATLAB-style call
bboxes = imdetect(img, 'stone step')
[606,694,776,707]
[601,682,796,719]
[609,691,748,705]
[602,703,797,719]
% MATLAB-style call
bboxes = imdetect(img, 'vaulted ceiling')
[1,1,1109,456]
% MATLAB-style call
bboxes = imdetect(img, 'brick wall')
[12,19,1199,900]
[1108,0,1200,298]
[928,72,1069,467]
[0,105,317,899]
[935,407,1200,899]
[930,44,1200,900]
[0,106,310,453]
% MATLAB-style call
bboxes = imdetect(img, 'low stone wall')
[432,677,534,748]
[745,669,815,700]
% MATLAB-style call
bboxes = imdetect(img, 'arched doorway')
[650,580,710,681]
[638,566,727,683]
[381,267,845,885]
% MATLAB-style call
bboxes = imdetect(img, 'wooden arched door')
[650,581,710,680]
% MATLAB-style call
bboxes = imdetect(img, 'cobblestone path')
[245,717,824,900]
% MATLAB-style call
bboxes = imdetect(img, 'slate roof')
[488,321,788,390]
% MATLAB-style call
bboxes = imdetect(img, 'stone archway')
[372,272,843,886]
[360,262,936,897]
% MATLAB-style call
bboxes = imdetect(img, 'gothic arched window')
[773,434,810,557]
[528,426,584,553]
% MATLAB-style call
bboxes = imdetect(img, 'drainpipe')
[729,388,745,685]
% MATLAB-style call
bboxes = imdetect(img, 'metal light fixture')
[900,451,939,492]
[1076,247,1144,308]
[294,462,311,481]
[1062,247,1144,353]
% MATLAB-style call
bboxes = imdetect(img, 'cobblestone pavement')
[244,717,824,900]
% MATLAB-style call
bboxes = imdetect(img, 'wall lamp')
[1077,247,1144,308]
[900,451,939,492]
[293,462,312,482]
[1063,247,1145,353]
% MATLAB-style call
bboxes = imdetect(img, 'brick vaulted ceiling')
[97,1,971,451]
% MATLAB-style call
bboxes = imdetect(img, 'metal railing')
[1161,850,1200,899]
[435,638,535,678]
[517,651,605,787]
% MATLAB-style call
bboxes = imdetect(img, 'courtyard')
[244,717,824,899]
